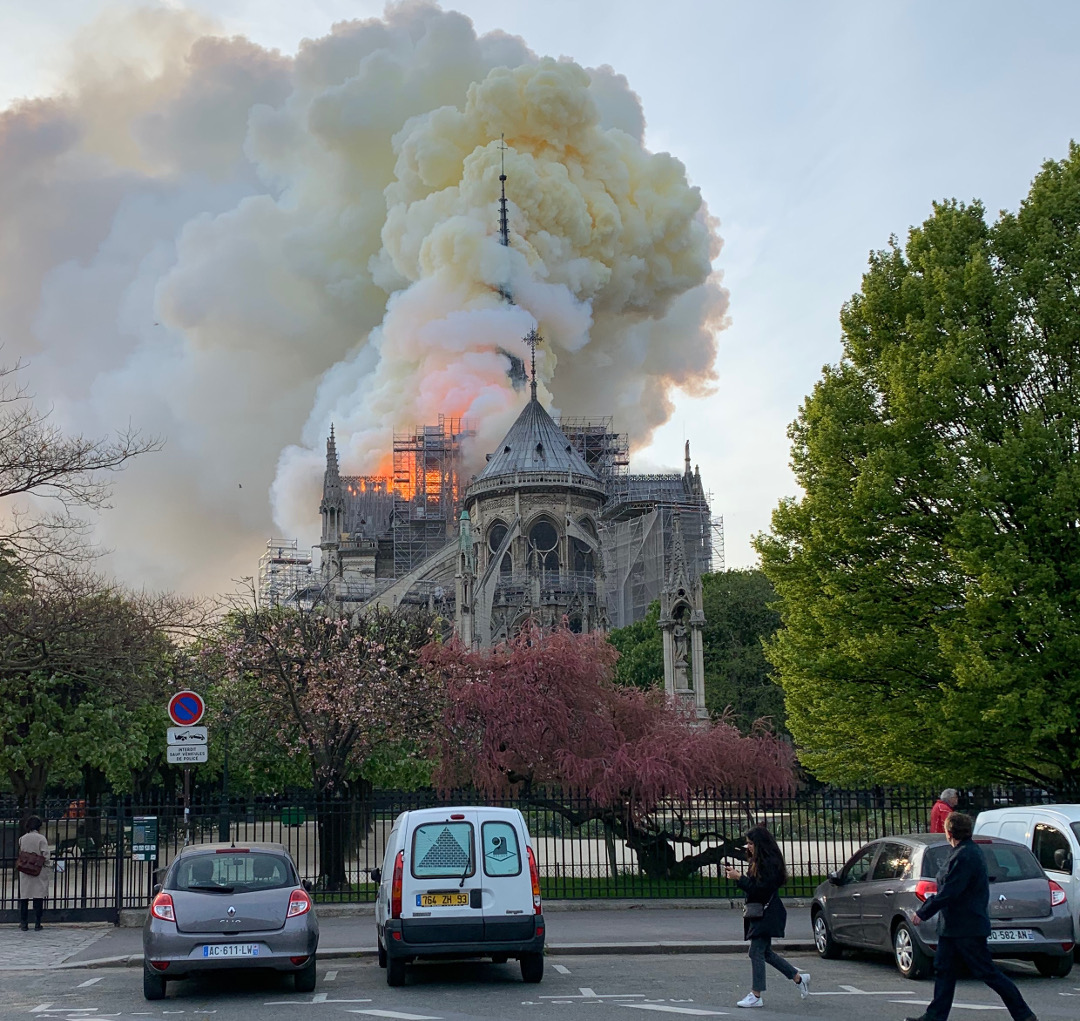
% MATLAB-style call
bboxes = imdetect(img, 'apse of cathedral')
[265,159,717,653]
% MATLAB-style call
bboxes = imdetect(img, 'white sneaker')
[798,973,810,999]
[737,993,764,1008]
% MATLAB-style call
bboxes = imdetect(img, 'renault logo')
[999,894,1007,902]
[228,906,236,916]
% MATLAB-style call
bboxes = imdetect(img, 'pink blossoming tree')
[221,606,442,889]
[425,624,795,879]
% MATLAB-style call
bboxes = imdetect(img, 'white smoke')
[0,2,727,595]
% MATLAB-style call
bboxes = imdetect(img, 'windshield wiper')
[188,883,235,893]
[459,849,473,888]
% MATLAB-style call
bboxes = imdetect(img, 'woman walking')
[17,816,52,931]
[724,825,809,1009]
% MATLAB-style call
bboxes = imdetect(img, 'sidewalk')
[0,902,816,971]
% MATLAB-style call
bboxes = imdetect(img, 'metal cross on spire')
[524,328,542,401]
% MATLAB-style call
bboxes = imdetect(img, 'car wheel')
[520,952,544,983]
[294,957,317,992]
[1035,954,1073,978]
[386,956,406,987]
[812,910,842,960]
[378,939,387,968]
[893,921,933,979]
[491,953,508,964]
[142,967,167,1001]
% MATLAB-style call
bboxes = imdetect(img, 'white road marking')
[325,970,339,982]
[345,1012,443,1020]
[552,964,571,975]
[76,978,103,989]
[811,984,915,996]
[264,998,372,1006]
[890,1001,1004,1011]
[622,1006,729,1016]
[540,987,645,1000]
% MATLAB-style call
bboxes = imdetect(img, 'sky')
[0,0,1077,595]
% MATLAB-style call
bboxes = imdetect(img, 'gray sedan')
[811,833,1074,979]
[142,842,319,999]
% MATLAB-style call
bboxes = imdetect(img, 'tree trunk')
[315,784,355,892]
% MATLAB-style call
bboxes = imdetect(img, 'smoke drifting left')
[0,2,727,596]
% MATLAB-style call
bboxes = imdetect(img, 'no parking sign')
[167,690,205,727]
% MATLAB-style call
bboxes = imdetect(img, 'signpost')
[166,691,206,845]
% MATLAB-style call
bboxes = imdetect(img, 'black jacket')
[737,869,787,940]
[915,838,991,939]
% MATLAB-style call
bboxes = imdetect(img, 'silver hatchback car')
[811,834,1074,979]
[142,842,319,1000]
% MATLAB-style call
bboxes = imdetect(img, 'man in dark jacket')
[905,813,1037,1021]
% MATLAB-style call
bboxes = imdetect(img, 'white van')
[974,804,1080,954]
[372,806,545,986]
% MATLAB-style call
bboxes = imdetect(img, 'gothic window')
[528,519,560,574]
[488,521,508,553]
[572,518,596,573]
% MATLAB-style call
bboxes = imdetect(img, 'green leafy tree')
[756,143,1080,794]
[700,571,785,731]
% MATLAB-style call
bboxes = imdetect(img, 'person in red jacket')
[930,789,958,832]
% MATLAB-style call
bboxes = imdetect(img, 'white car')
[974,804,1079,956]
[372,805,545,986]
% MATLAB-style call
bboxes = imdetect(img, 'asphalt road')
[2,951,1078,1021]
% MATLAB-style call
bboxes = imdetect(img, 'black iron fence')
[0,785,1053,922]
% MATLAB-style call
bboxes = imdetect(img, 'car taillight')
[915,880,937,902]
[391,850,404,919]
[287,888,312,917]
[527,846,542,914]
[1049,880,1067,907]
[150,892,175,922]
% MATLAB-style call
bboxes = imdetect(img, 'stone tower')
[659,502,707,718]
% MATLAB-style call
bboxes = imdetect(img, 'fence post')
[112,799,124,925]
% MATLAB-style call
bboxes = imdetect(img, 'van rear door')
[401,811,484,944]
[479,812,536,942]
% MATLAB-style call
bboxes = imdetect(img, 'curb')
[46,940,818,971]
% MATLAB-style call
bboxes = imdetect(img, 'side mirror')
[302,879,313,893]
[152,883,163,896]
[828,871,841,886]
[369,868,381,885]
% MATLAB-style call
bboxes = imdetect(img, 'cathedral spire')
[684,439,691,476]
[498,134,509,249]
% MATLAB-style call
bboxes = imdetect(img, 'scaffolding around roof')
[555,416,629,490]
[258,538,317,609]
[391,415,474,577]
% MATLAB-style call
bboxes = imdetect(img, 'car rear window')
[171,852,292,892]
[922,842,1045,882]
[411,821,474,879]
[482,821,522,877]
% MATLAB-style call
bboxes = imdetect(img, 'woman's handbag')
[16,849,46,877]
[742,896,771,920]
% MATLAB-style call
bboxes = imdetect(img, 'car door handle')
[851,892,861,898]
[884,890,895,896]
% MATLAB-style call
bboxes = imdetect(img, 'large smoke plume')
[0,2,727,595]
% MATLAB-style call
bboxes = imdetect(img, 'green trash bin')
[281,807,307,827]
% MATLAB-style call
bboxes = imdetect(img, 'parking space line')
[345,1011,443,1020]
[890,1001,1004,1011]
[325,970,339,982]
[622,1007,729,1016]
[552,964,571,975]
[76,978,104,988]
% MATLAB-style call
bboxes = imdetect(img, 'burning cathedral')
[260,164,720,657]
